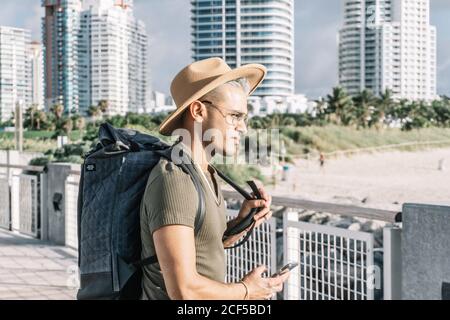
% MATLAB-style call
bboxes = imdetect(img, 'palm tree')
[74,116,85,131]
[352,89,376,129]
[88,106,102,121]
[326,87,352,125]
[375,89,394,129]
[61,117,73,136]
[432,99,450,127]
[313,97,328,120]
[26,104,39,130]
[270,114,281,128]
[98,100,109,117]
[51,104,64,120]
[74,116,86,140]
[282,116,296,127]
[35,111,48,131]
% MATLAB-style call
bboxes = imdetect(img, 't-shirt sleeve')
[142,164,198,235]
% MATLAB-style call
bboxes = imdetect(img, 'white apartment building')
[148,91,176,114]
[339,0,437,101]
[79,0,148,115]
[0,26,32,122]
[191,0,295,98]
[248,94,310,116]
[42,0,148,115]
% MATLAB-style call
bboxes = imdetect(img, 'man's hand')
[237,185,272,229]
[241,266,290,300]
[223,185,272,248]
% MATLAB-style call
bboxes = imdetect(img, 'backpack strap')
[155,146,206,235]
[179,162,206,235]
[134,148,206,268]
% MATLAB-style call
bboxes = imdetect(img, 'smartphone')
[271,262,298,277]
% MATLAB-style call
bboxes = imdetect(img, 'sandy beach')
[265,147,450,211]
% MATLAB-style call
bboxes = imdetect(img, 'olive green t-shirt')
[139,158,227,300]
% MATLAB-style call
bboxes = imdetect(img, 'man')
[140,58,290,300]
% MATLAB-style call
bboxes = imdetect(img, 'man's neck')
[182,138,211,172]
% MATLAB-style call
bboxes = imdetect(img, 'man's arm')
[153,224,288,300]
[153,225,246,300]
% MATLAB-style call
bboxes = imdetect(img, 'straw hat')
[159,57,267,136]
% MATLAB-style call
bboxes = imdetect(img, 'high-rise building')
[191,0,294,97]
[30,41,45,110]
[339,0,437,101]
[0,26,32,122]
[42,0,82,113]
[79,0,148,115]
[42,0,148,115]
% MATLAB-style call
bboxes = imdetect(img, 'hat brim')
[158,64,267,136]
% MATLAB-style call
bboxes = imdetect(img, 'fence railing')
[223,190,399,300]
[0,163,403,300]
[65,174,80,250]
[0,175,10,230]
[225,210,277,285]
[0,164,45,238]
[284,215,375,300]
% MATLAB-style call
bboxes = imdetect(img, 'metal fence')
[0,175,10,230]
[65,174,80,250]
[10,173,41,238]
[18,174,40,237]
[1,163,403,300]
[225,210,277,284]
[0,164,45,238]
[284,213,375,300]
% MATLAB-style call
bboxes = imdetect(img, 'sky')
[1,0,449,99]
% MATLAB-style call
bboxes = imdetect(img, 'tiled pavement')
[0,229,78,300]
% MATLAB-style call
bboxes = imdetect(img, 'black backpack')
[76,123,207,300]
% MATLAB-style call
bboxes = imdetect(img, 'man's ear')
[188,101,207,123]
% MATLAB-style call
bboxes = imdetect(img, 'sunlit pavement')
[0,229,78,300]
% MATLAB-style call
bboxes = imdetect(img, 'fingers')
[252,265,268,277]
[265,292,275,300]
[258,187,271,204]
[254,210,272,227]
[254,207,270,220]
[273,284,283,292]
[242,199,266,211]
[269,271,290,287]
[254,208,272,220]
[250,184,271,203]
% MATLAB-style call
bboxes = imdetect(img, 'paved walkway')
[0,229,78,300]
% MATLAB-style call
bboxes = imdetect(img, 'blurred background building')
[42,0,148,115]
[191,0,297,114]
[339,0,437,101]
[0,26,32,122]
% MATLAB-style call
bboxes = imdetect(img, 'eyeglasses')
[200,100,248,126]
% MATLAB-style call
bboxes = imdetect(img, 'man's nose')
[236,121,248,135]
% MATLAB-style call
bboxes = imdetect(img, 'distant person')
[282,163,289,181]
[438,158,445,171]
[319,153,325,168]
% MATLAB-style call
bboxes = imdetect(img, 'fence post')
[283,209,299,300]
[46,163,72,245]
[6,149,11,231]
[383,225,402,300]
[39,172,48,241]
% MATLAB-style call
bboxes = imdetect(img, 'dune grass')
[281,126,450,157]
